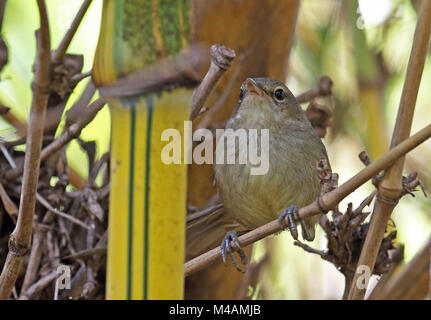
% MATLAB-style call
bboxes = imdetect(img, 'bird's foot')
[278,204,300,240]
[220,231,248,273]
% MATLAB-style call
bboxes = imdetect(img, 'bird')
[186,77,330,272]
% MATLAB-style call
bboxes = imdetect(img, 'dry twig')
[52,0,93,64]
[295,76,333,104]
[5,98,105,180]
[0,0,51,299]
[190,44,235,120]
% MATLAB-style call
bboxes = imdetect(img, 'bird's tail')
[186,205,239,260]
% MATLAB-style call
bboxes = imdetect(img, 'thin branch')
[184,123,431,276]
[0,104,27,136]
[0,181,17,221]
[52,0,92,64]
[190,44,235,120]
[0,0,51,300]
[348,0,431,300]
[0,0,6,31]
[64,80,96,127]
[20,212,53,295]
[35,193,90,230]
[60,247,106,260]
[5,98,105,180]
[295,76,333,104]
[41,98,105,161]
[70,69,92,84]
[19,270,57,300]
[195,61,242,130]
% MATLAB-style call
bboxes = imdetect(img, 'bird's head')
[234,78,306,125]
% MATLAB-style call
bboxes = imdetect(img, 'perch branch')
[348,0,431,300]
[0,0,51,299]
[184,123,431,276]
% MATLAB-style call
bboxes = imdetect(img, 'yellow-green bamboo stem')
[93,0,193,300]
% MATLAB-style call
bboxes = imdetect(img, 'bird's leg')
[220,230,248,273]
[278,204,299,240]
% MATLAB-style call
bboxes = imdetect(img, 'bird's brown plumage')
[186,78,329,258]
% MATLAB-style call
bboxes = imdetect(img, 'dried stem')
[0,0,51,299]
[0,181,18,221]
[52,0,92,64]
[41,98,105,159]
[184,123,431,276]
[35,193,89,230]
[0,0,6,31]
[0,104,27,137]
[19,270,57,300]
[190,44,235,120]
[5,98,105,180]
[295,76,333,104]
[369,236,430,300]
[70,70,92,84]
[347,0,431,300]
[195,62,242,130]
[20,213,52,294]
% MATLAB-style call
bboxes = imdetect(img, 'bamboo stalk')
[184,123,431,276]
[0,0,51,300]
[347,0,431,300]
[94,0,196,300]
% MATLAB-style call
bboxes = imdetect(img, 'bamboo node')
[8,235,30,257]
[30,81,50,95]
[316,196,330,214]
[376,193,399,206]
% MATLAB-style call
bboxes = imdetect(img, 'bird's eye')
[274,89,285,101]
[239,89,245,100]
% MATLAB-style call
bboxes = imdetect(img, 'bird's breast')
[214,128,324,229]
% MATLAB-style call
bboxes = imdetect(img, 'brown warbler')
[187,78,329,272]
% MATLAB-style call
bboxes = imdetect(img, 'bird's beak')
[246,78,264,96]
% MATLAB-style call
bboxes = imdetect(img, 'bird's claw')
[220,231,248,273]
[278,205,300,240]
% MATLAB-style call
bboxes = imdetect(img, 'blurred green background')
[1,0,430,299]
